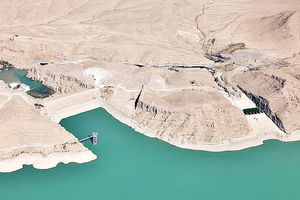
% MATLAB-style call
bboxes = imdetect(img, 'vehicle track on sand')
[0,93,11,109]
[0,92,31,109]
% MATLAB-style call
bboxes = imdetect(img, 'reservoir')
[1,108,300,200]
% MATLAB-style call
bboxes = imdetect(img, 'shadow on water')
[0,108,300,200]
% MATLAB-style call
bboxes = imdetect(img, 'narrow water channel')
[0,69,53,97]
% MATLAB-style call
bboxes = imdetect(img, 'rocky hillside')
[95,64,253,146]
[27,65,95,94]
[131,91,252,145]
[233,68,300,133]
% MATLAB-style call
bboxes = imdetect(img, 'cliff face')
[133,99,251,145]
[238,87,286,132]
[27,66,94,94]
[98,71,253,146]
[233,69,300,133]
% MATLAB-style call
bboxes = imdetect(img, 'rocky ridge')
[27,66,94,94]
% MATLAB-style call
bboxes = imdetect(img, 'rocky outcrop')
[132,98,252,145]
[238,86,286,132]
[0,60,15,71]
[27,67,94,94]
[233,69,300,133]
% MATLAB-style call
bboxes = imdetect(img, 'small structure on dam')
[80,132,98,145]
[243,108,262,115]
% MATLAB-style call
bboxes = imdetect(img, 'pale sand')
[0,150,96,173]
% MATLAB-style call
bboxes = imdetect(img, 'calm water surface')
[1,108,300,200]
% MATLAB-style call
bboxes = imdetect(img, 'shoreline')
[46,91,300,152]
[0,87,98,173]
[96,101,300,152]
[2,89,298,173]
[0,150,97,173]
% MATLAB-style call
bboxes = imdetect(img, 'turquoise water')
[0,69,51,94]
[1,108,300,200]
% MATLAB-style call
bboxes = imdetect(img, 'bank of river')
[1,108,300,200]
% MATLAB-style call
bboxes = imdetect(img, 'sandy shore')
[0,150,97,173]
